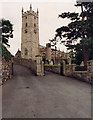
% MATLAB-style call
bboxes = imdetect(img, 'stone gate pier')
[36,55,44,76]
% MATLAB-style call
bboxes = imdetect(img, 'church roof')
[40,45,45,48]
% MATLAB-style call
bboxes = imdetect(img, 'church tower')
[21,4,39,60]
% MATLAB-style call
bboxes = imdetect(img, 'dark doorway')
[42,57,46,64]
[60,63,64,76]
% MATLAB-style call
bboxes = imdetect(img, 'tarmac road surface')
[2,64,91,118]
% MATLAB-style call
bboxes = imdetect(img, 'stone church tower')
[21,4,39,60]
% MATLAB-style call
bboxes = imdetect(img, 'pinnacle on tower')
[30,4,32,10]
[22,7,24,13]
[37,8,39,15]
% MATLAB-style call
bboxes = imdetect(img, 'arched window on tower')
[25,29,27,33]
[31,48,32,57]
[26,23,27,27]
[34,16,36,19]
[34,23,36,34]
[34,23,36,27]
[34,29,36,34]
[25,48,28,55]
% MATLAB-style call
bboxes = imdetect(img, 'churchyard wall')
[45,60,93,84]
[14,58,37,74]
[45,65,61,74]
[14,57,44,76]
[1,57,13,85]
[63,60,93,83]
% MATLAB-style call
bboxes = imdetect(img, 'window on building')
[25,48,28,55]
[25,29,27,33]
[26,16,27,19]
[34,23,36,27]
[31,48,32,57]
[34,29,36,34]
[26,23,27,27]
[34,16,36,19]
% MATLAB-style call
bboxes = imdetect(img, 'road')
[2,64,91,118]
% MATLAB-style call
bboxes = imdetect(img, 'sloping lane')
[2,64,91,118]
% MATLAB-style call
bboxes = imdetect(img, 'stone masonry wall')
[64,60,93,83]
[44,60,93,83]
[1,57,13,85]
[45,65,60,74]
[64,64,73,76]
[72,71,90,83]
[0,58,2,85]
[87,60,93,83]
[14,58,37,75]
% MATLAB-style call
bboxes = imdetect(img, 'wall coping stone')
[73,71,88,74]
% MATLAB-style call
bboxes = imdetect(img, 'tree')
[49,38,57,62]
[55,2,93,66]
[0,19,13,47]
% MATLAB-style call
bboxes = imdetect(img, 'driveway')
[2,64,91,118]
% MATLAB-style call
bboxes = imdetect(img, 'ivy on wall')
[0,42,12,61]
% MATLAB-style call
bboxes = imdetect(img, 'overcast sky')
[0,0,81,55]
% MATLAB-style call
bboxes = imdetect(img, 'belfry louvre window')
[34,29,36,34]
[34,16,36,19]
[26,23,27,27]
[25,29,27,33]
[34,23,36,27]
